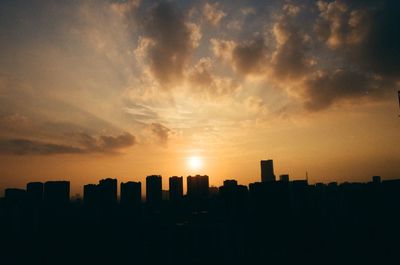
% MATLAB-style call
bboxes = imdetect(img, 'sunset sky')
[1,0,399,195]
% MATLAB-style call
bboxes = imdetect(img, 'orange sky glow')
[0,0,399,195]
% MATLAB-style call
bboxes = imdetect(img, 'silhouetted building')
[146,175,162,205]
[261,160,275,182]
[98,178,117,206]
[169,176,183,201]
[223,179,238,188]
[44,181,70,204]
[83,184,98,205]
[372,176,381,184]
[187,175,209,199]
[5,188,26,203]
[279,174,289,182]
[120,181,141,206]
[26,182,43,201]
[209,186,219,197]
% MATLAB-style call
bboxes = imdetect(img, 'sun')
[187,156,203,171]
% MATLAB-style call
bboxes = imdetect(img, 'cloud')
[209,1,398,112]
[271,4,313,80]
[148,123,170,145]
[210,38,236,61]
[232,38,269,75]
[203,2,226,26]
[79,132,136,152]
[137,1,200,87]
[210,4,311,79]
[100,133,136,150]
[315,1,366,49]
[302,69,389,111]
[0,132,136,155]
[187,57,240,97]
[211,37,269,76]
[0,139,83,155]
[315,0,400,78]
[298,0,400,111]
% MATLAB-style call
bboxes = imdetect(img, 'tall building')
[146,175,162,205]
[26,182,43,201]
[98,178,117,205]
[169,176,183,201]
[83,184,98,205]
[261,160,275,182]
[44,181,70,204]
[120,181,141,206]
[187,175,209,199]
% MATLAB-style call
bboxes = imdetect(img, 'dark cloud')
[0,139,83,155]
[78,132,136,153]
[100,133,136,150]
[232,38,268,75]
[271,4,313,80]
[209,1,399,112]
[302,69,388,111]
[349,1,400,78]
[0,132,136,155]
[303,0,400,110]
[149,123,170,145]
[315,0,400,78]
[138,1,199,86]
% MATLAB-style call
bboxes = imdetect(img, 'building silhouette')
[83,184,98,205]
[43,181,70,204]
[187,175,209,199]
[120,181,141,206]
[146,175,162,205]
[169,176,183,202]
[1,158,400,265]
[261,160,275,182]
[4,188,26,203]
[372,175,381,184]
[98,178,117,206]
[279,174,289,182]
[26,182,43,201]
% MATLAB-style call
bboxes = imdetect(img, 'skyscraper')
[26,182,43,201]
[169,176,183,201]
[261,160,275,182]
[146,175,162,205]
[187,175,209,199]
[83,184,98,205]
[43,181,70,204]
[98,178,117,206]
[120,181,141,206]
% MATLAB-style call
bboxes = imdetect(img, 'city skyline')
[1,0,400,196]
[1,159,394,198]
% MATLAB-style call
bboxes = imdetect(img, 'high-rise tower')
[260,160,275,182]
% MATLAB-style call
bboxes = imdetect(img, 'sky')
[0,0,399,195]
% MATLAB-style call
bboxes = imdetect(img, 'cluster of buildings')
[2,159,389,207]
[4,181,69,204]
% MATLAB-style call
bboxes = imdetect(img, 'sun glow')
[187,156,203,171]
